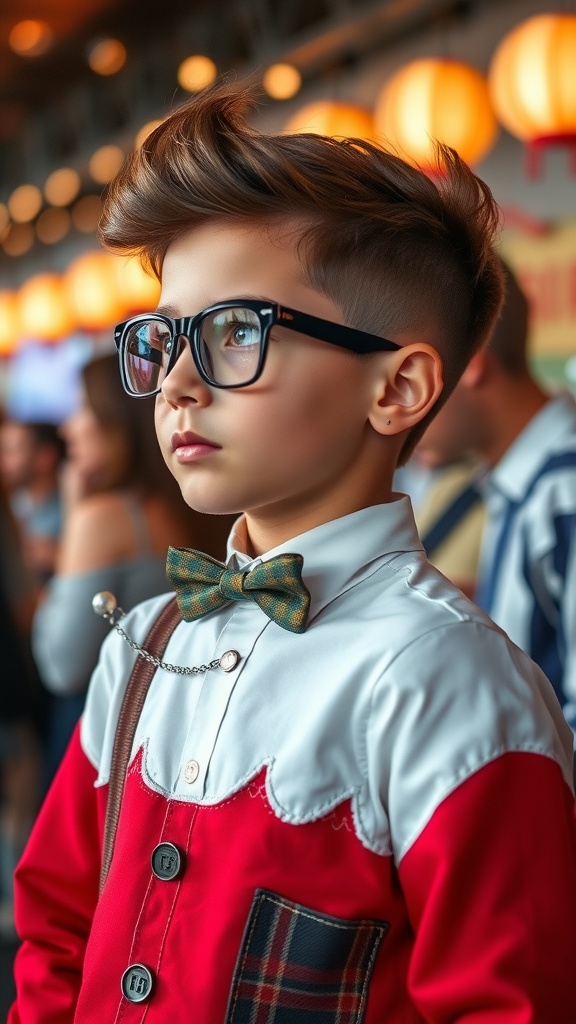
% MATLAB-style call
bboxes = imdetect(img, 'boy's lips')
[171,431,221,461]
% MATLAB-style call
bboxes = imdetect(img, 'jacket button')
[121,963,154,1003]
[151,841,184,881]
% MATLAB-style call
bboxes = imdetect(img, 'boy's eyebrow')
[155,304,180,317]
[154,296,277,319]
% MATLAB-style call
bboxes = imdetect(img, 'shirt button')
[183,759,200,784]
[121,963,154,1003]
[151,841,184,881]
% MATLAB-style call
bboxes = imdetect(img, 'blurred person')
[0,420,65,586]
[394,448,484,598]
[32,353,233,780]
[417,260,576,729]
[0,481,42,940]
[410,455,484,599]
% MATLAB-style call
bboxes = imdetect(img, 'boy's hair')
[99,84,503,463]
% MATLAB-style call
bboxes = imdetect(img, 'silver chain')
[92,592,230,676]
[113,623,222,675]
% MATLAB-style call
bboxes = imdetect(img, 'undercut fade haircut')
[99,84,504,463]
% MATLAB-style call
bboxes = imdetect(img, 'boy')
[10,87,576,1022]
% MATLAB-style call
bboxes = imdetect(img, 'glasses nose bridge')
[165,313,205,385]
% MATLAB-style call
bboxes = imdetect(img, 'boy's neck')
[242,482,395,557]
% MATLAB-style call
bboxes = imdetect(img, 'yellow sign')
[501,219,576,357]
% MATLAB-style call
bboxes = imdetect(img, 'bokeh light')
[36,208,71,245]
[177,55,217,92]
[263,64,302,100]
[88,145,125,184]
[9,20,53,57]
[44,167,81,206]
[71,195,103,233]
[88,38,127,76]
[134,119,163,148]
[18,273,76,340]
[2,224,35,257]
[8,184,43,223]
[0,292,21,356]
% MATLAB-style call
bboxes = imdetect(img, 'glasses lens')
[123,318,172,395]
[198,307,262,386]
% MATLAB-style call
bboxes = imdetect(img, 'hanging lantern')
[283,100,375,141]
[489,14,576,177]
[111,256,160,316]
[374,58,497,169]
[0,291,21,356]
[18,273,76,341]
[65,251,125,330]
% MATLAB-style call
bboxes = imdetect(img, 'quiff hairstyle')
[99,84,503,463]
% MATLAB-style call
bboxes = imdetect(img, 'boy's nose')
[160,337,211,405]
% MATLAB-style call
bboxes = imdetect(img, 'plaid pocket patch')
[226,889,389,1024]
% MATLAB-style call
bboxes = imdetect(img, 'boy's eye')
[209,309,261,349]
[229,323,257,347]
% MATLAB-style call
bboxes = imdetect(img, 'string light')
[88,38,127,76]
[88,145,125,184]
[8,20,53,57]
[8,184,43,223]
[135,120,163,149]
[36,208,71,245]
[44,167,81,207]
[71,195,103,233]
[263,64,302,100]
[2,224,34,257]
[177,55,217,92]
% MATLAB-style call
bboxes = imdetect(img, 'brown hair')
[99,84,504,463]
[83,354,234,556]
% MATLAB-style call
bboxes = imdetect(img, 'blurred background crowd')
[1,0,575,1010]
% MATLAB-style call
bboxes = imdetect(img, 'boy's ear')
[368,342,443,436]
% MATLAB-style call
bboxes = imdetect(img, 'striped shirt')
[476,392,576,728]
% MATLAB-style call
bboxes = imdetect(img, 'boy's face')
[154,219,393,545]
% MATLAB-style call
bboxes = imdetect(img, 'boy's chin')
[181,494,243,518]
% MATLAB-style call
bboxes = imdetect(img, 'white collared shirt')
[82,497,571,864]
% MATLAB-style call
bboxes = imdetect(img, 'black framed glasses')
[114,299,401,397]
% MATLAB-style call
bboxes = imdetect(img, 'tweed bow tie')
[165,547,311,633]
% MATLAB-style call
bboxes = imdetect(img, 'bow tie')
[165,547,311,634]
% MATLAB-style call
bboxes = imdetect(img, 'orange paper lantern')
[18,273,76,341]
[111,256,160,316]
[283,100,374,141]
[65,251,125,330]
[0,291,21,355]
[489,14,576,176]
[374,58,497,169]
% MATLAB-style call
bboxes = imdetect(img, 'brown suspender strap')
[99,595,182,894]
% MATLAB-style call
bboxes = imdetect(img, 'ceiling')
[0,0,210,139]
[1,0,509,283]
[0,0,487,141]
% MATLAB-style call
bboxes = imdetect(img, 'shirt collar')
[226,497,423,623]
[487,392,576,502]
